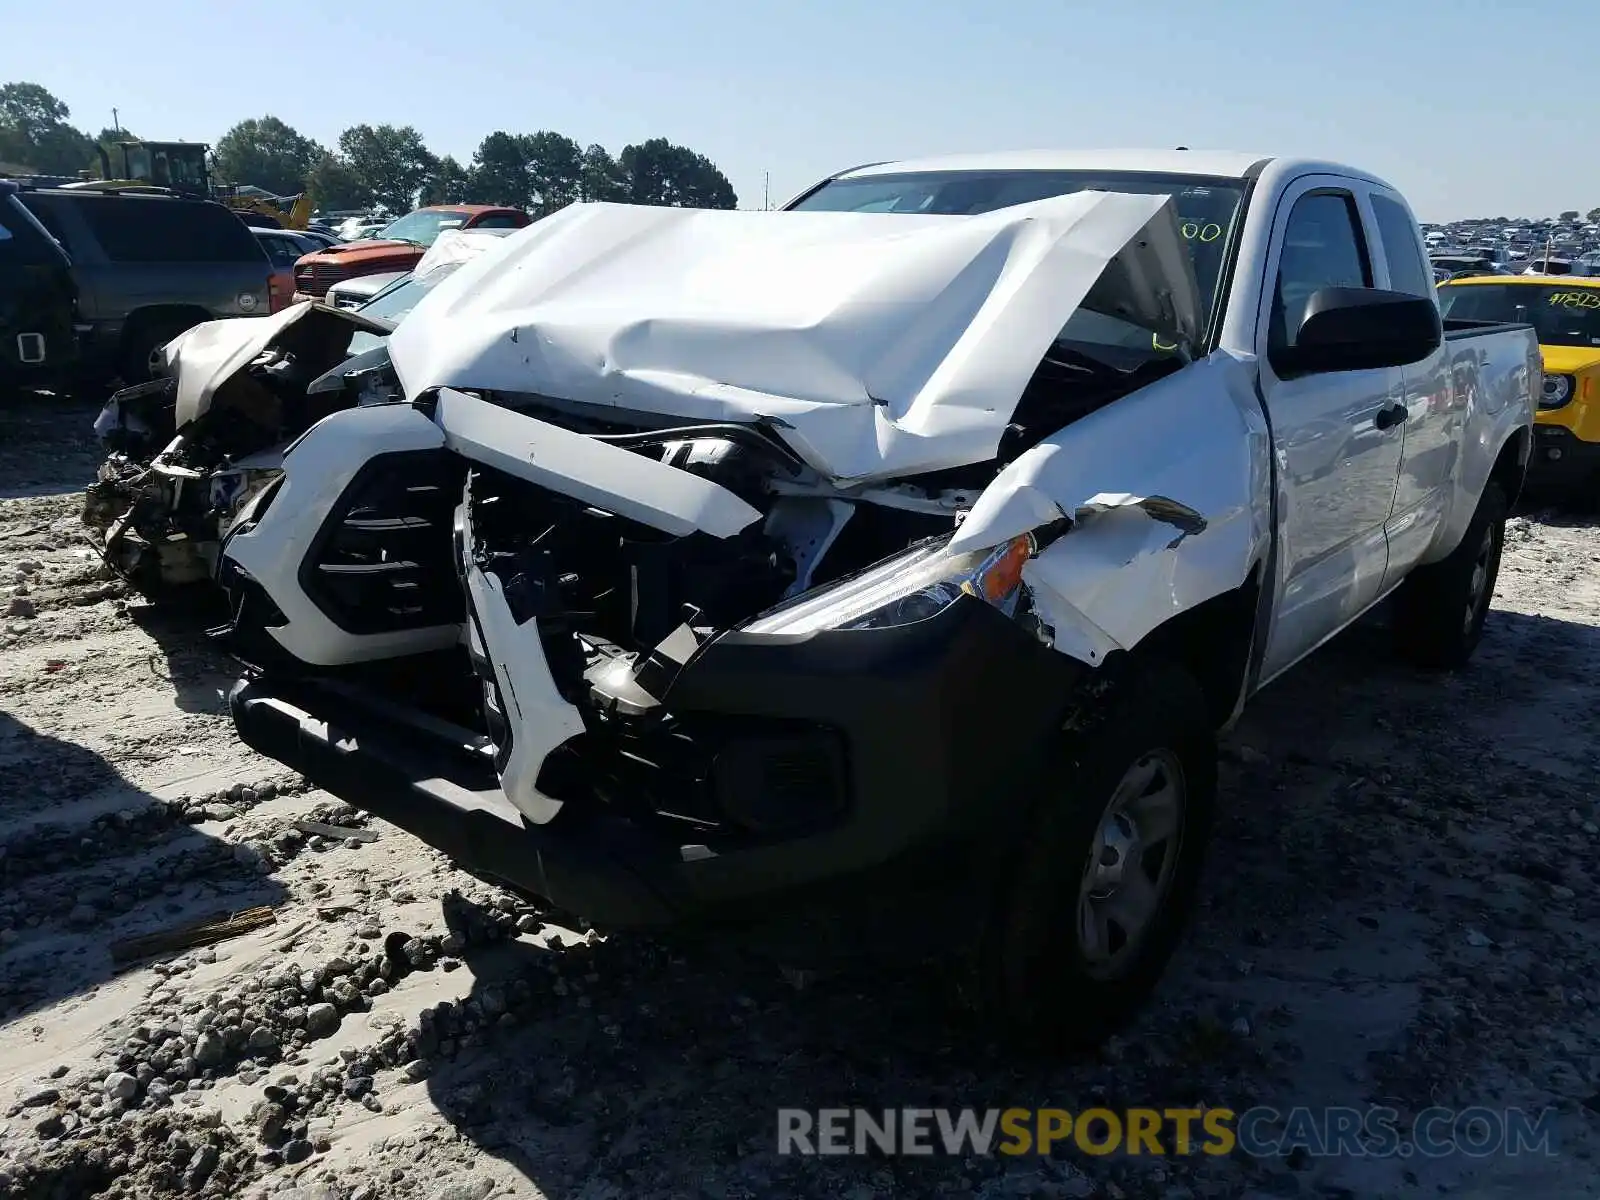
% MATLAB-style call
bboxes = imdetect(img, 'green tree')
[522,131,583,216]
[619,138,736,209]
[579,143,628,203]
[0,81,94,175]
[1586,207,1600,224]
[468,132,530,209]
[338,124,435,213]
[305,152,371,211]
[420,155,471,205]
[213,116,324,196]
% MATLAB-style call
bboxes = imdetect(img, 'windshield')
[377,209,469,247]
[346,267,461,355]
[1438,284,1600,347]
[790,170,1245,351]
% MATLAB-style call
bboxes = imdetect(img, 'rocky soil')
[2,390,1599,1199]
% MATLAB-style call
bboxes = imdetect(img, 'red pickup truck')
[291,204,530,301]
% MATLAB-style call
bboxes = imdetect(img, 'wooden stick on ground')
[110,905,278,967]
[292,820,379,843]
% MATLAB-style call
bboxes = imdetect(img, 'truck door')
[1256,181,1405,682]
[1362,187,1457,586]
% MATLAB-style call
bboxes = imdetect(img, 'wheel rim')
[1463,525,1496,635]
[1075,749,1186,980]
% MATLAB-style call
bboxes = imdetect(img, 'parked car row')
[290,204,531,302]
[0,185,534,398]
[1423,211,1600,279]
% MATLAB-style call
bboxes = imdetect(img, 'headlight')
[1541,373,1574,408]
[743,533,1035,637]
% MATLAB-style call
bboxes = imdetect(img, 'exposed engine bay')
[83,305,400,594]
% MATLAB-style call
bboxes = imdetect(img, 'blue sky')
[3,0,1591,221]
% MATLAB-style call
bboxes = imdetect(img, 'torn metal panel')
[950,351,1272,662]
[431,387,764,539]
[387,193,1200,483]
[463,563,585,826]
[171,302,390,427]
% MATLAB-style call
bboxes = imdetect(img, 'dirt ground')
[2,390,1598,1200]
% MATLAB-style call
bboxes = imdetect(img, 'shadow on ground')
[0,391,104,501]
[125,594,238,717]
[379,596,1600,1198]
[0,710,288,1021]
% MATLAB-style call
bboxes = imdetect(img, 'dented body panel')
[948,351,1271,664]
[388,193,1201,483]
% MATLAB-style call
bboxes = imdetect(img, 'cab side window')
[1369,194,1434,299]
[1270,192,1372,352]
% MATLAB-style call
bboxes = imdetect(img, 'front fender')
[948,351,1272,665]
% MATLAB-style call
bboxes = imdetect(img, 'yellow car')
[1438,275,1600,496]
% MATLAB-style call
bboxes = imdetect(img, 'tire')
[118,313,201,385]
[980,660,1217,1055]
[1393,481,1506,669]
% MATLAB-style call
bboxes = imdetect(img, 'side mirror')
[1273,286,1442,377]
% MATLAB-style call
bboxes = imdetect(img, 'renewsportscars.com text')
[777,1106,1559,1159]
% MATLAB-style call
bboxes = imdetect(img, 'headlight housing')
[743,533,1035,637]
[1541,373,1575,409]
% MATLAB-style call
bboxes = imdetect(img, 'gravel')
[3,395,1599,1198]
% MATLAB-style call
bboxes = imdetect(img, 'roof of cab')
[832,149,1403,191]
[838,149,1271,179]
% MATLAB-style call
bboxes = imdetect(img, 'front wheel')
[980,661,1217,1055]
[1393,481,1507,669]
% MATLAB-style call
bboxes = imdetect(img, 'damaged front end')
[82,303,399,596]
[221,191,1269,943]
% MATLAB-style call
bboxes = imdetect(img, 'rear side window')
[258,235,303,267]
[17,196,73,253]
[1370,194,1434,299]
[0,197,66,265]
[76,198,266,263]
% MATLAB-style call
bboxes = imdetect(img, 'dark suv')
[0,180,79,393]
[16,187,274,384]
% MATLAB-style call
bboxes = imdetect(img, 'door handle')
[1374,402,1408,431]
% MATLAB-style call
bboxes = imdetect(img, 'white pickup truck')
[219,150,1537,1051]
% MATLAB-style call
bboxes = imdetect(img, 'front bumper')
[1527,423,1600,494]
[230,596,1084,960]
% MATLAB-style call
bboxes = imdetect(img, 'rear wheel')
[1393,482,1506,669]
[980,661,1216,1054]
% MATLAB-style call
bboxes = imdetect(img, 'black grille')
[298,450,466,635]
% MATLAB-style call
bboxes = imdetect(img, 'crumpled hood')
[314,239,419,261]
[170,303,392,427]
[387,194,1201,482]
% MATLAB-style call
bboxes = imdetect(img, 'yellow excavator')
[76,140,314,230]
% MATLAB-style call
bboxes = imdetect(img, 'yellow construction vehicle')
[81,141,313,230]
